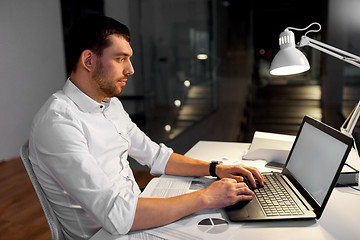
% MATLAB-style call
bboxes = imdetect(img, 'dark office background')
[0,0,359,160]
[60,0,359,155]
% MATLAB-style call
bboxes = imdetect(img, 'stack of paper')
[242,131,295,164]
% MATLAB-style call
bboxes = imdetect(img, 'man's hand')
[164,153,265,188]
[215,164,265,188]
[200,178,254,209]
[132,177,253,231]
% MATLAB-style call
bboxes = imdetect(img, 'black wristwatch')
[210,161,222,178]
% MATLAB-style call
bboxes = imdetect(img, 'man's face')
[92,35,134,99]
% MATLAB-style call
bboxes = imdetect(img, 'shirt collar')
[63,78,109,113]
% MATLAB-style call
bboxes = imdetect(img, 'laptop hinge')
[281,175,314,212]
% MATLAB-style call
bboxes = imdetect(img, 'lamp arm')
[299,36,360,68]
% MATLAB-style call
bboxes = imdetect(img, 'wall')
[0,0,66,160]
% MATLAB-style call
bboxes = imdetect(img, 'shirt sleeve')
[113,99,173,175]
[129,128,173,175]
[30,109,138,235]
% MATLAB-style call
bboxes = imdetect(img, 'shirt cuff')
[149,143,173,175]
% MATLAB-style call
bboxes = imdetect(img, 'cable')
[285,22,321,36]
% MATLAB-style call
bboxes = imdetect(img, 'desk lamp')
[270,22,360,75]
[341,100,360,138]
[270,22,360,143]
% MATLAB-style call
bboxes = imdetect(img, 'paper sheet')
[140,175,214,198]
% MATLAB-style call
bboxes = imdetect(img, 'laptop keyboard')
[252,174,304,216]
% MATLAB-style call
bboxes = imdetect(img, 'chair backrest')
[20,141,66,240]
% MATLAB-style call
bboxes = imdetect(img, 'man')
[29,15,264,239]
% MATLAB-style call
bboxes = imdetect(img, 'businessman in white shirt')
[29,14,264,239]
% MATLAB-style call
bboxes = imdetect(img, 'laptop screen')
[286,121,350,205]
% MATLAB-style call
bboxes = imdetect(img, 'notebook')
[225,115,353,221]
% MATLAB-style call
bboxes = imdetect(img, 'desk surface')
[185,141,360,240]
[92,140,360,240]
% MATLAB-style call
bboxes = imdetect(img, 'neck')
[69,71,104,103]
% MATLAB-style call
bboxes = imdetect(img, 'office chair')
[20,141,66,240]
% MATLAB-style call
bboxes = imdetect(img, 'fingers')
[209,179,253,207]
[239,166,265,188]
[216,164,265,188]
[222,179,254,197]
[231,181,254,204]
[231,175,244,183]
[236,182,254,196]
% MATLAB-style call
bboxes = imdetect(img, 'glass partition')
[136,0,217,143]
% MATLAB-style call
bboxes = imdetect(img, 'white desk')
[185,141,360,240]
[92,140,360,240]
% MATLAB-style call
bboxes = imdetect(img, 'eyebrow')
[113,52,131,57]
[114,49,134,56]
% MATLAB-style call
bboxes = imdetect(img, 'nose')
[125,59,135,76]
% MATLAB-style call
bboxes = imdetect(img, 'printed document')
[91,175,242,240]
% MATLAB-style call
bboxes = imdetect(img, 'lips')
[119,78,127,86]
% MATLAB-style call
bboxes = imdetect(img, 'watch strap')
[210,161,222,178]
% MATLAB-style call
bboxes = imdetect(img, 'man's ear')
[80,50,94,72]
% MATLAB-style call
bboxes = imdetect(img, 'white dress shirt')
[29,79,173,239]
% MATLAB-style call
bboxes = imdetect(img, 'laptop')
[225,115,353,221]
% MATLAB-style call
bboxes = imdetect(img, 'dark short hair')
[66,14,131,72]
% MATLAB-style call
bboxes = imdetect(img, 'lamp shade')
[270,30,310,75]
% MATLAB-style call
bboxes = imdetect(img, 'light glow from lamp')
[270,29,310,75]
